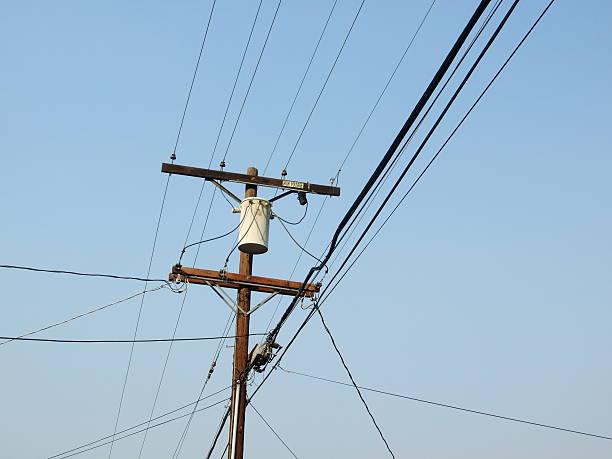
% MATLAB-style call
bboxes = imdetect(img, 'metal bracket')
[209,179,241,204]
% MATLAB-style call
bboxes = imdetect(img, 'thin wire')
[3,333,263,344]
[171,0,217,158]
[250,403,299,458]
[179,220,241,264]
[334,0,437,183]
[263,0,339,175]
[171,312,235,458]
[279,365,612,442]
[282,0,366,171]
[0,285,167,347]
[210,0,264,165]
[48,387,230,459]
[53,398,229,459]
[315,308,395,458]
[205,407,231,459]
[276,216,325,266]
[0,264,167,283]
[108,174,171,458]
[222,0,283,161]
[273,202,308,225]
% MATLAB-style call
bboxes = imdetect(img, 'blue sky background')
[1,1,611,458]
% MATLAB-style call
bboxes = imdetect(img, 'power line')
[267,0,494,344]
[319,0,556,309]
[0,333,264,344]
[315,308,395,458]
[282,0,367,171]
[317,0,523,317]
[209,0,264,165]
[262,0,339,175]
[52,398,229,459]
[0,285,168,347]
[221,0,283,162]
[171,0,217,158]
[108,174,171,458]
[0,264,167,283]
[250,403,299,458]
[48,386,230,459]
[333,0,438,184]
[279,366,612,442]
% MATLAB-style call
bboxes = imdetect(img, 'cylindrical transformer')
[238,197,271,254]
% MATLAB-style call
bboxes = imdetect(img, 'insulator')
[281,169,287,177]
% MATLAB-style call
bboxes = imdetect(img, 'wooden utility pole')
[229,167,257,459]
[162,161,339,458]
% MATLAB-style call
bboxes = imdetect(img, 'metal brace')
[206,281,280,316]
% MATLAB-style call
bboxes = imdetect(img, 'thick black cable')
[268,0,493,342]
[318,0,522,308]
[222,0,283,161]
[280,365,612,441]
[262,0,339,175]
[321,0,557,307]
[327,0,504,268]
[282,0,366,171]
[1,333,264,344]
[52,398,229,459]
[0,264,167,283]
[48,387,230,459]
[250,403,299,458]
[108,175,170,458]
[315,308,395,457]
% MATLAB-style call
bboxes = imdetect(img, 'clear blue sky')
[1,1,611,458]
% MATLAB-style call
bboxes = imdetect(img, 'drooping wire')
[178,220,241,264]
[275,216,326,266]
[273,201,308,225]
[333,0,438,185]
[250,403,299,458]
[262,0,339,175]
[0,285,168,347]
[221,0,284,162]
[282,0,367,172]
[315,308,395,458]
[48,387,230,459]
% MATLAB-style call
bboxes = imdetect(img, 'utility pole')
[229,167,257,459]
[162,162,340,459]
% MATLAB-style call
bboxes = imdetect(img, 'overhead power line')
[319,0,557,309]
[279,366,612,442]
[250,403,299,459]
[0,333,264,344]
[0,264,168,283]
[0,285,168,347]
[316,308,395,457]
[267,0,494,344]
[51,398,229,459]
